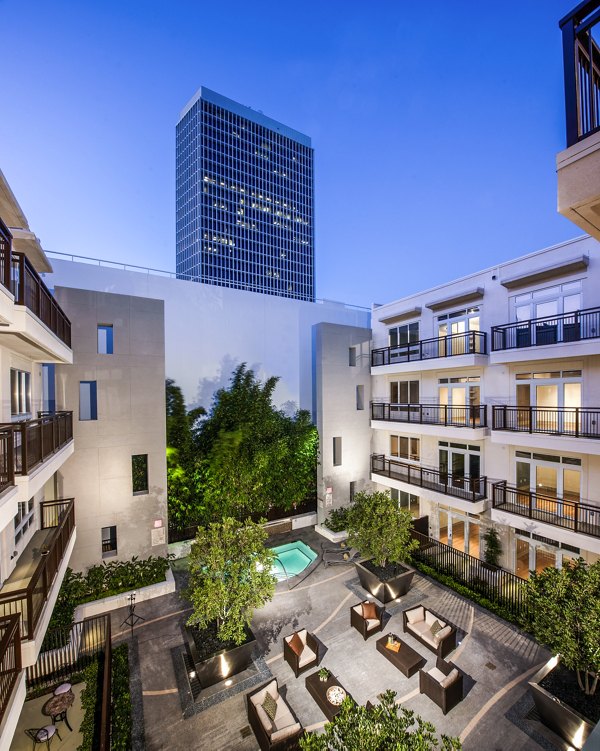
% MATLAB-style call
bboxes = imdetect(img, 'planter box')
[185,624,257,689]
[355,560,414,604]
[529,657,596,750]
[315,525,348,544]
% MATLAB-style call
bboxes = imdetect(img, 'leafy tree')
[525,558,600,695]
[197,364,318,519]
[299,690,461,750]
[346,490,418,569]
[186,517,276,645]
[165,378,205,465]
[482,527,502,568]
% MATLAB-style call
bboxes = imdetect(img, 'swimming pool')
[270,541,317,580]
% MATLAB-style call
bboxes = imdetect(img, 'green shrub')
[322,506,349,532]
[77,658,100,751]
[111,644,132,750]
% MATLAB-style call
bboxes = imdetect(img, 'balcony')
[0,615,21,729]
[492,405,600,438]
[1,412,73,477]
[492,481,600,541]
[371,402,487,429]
[370,454,487,503]
[557,1,600,240]
[0,499,75,641]
[0,428,14,495]
[371,331,487,372]
[490,307,600,361]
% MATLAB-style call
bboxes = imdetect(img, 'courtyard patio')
[108,527,570,751]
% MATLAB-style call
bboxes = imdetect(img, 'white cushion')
[273,699,295,731]
[365,618,380,630]
[440,668,459,688]
[250,679,279,707]
[352,604,363,615]
[298,646,316,667]
[428,667,446,684]
[406,606,425,624]
[424,611,437,626]
[270,722,301,743]
[255,704,273,731]
[298,629,307,645]
[434,625,452,644]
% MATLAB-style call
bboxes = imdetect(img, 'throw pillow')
[343,552,349,560]
[262,691,278,722]
[405,606,424,624]
[362,601,378,620]
[430,619,442,636]
[434,625,452,644]
[288,631,304,657]
[440,668,459,688]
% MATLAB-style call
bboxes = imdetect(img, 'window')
[512,280,582,323]
[11,369,31,416]
[390,380,419,404]
[132,454,149,494]
[42,364,56,413]
[399,490,420,517]
[97,325,114,354]
[14,497,34,545]
[349,481,356,502]
[333,437,342,467]
[102,526,117,557]
[356,385,364,410]
[389,322,419,348]
[79,381,97,421]
[391,435,420,462]
[348,347,357,366]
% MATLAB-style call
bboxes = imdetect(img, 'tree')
[197,364,318,520]
[299,690,461,750]
[165,379,205,465]
[346,490,418,569]
[482,527,502,568]
[186,517,276,645]
[524,558,600,695]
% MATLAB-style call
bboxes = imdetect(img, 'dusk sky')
[0,0,579,308]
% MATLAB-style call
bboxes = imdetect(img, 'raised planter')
[315,524,348,544]
[529,657,596,750]
[355,559,414,604]
[184,623,257,689]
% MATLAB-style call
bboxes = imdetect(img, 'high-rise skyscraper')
[176,87,314,301]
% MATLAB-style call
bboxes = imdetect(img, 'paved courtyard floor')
[108,528,573,751]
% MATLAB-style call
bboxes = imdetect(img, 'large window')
[511,280,582,323]
[515,370,581,431]
[391,488,420,518]
[11,369,31,416]
[132,454,149,495]
[14,497,34,545]
[390,435,420,462]
[515,451,581,516]
[79,381,98,421]
[437,307,480,337]
[439,441,481,485]
[389,322,419,348]
[390,379,419,404]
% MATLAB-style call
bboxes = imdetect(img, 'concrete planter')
[185,624,257,689]
[355,560,414,604]
[528,657,596,750]
[315,525,348,544]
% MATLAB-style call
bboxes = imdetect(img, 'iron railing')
[492,405,600,438]
[1,411,73,475]
[560,1,600,146]
[0,219,12,292]
[492,481,600,539]
[0,615,21,728]
[371,402,487,428]
[491,307,600,351]
[0,428,14,493]
[410,528,527,622]
[0,499,75,639]
[371,454,487,502]
[371,331,487,367]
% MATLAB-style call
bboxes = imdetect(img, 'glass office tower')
[176,87,314,301]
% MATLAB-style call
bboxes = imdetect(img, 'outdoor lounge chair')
[350,600,385,640]
[283,628,319,678]
[323,546,359,567]
[419,658,464,714]
[247,678,302,751]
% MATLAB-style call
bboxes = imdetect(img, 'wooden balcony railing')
[560,1,600,146]
[492,481,600,539]
[0,499,75,640]
[371,330,487,367]
[371,402,487,428]
[0,615,21,728]
[491,307,600,351]
[492,405,600,438]
[371,454,487,502]
[0,411,73,476]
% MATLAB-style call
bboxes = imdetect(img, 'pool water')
[270,541,317,580]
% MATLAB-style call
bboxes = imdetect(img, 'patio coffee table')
[305,670,353,721]
[376,634,424,678]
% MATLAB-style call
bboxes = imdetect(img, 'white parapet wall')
[314,525,348,543]
[73,568,176,621]
[291,511,317,530]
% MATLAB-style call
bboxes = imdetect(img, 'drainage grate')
[485,662,497,670]
[240,726,252,738]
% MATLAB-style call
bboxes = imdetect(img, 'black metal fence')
[492,405,600,438]
[411,529,528,622]
[491,307,600,351]
[371,402,487,428]
[371,331,487,367]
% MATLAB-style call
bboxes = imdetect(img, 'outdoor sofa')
[402,605,457,658]
[247,678,302,751]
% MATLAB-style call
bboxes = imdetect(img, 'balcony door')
[439,376,481,426]
[515,371,581,433]
[516,453,581,519]
[438,307,480,356]
[439,442,480,490]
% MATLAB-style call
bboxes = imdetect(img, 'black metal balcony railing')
[0,411,73,476]
[0,428,14,494]
[371,331,487,367]
[560,1,600,146]
[371,454,487,502]
[493,481,600,540]
[371,402,487,428]
[492,405,600,439]
[0,614,21,727]
[0,498,75,639]
[0,219,71,347]
[491,307,600,351]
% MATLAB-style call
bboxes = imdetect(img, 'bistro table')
[43,689,74,731]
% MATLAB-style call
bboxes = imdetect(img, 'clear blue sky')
[0,0,579,307]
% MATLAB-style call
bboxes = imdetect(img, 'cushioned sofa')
[402,605,457,658]
[247,678,302,751]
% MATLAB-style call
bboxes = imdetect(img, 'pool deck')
[107,527,570,751]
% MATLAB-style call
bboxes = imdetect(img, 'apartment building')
[318,234,600,577]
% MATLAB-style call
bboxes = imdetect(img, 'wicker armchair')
[419,658,464,715]
[283,629,319,678]
[247,679,302,751]
[350,600,385,640]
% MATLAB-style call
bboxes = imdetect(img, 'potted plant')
[482,527,502,571]
[346,490,419,604]
[525,559,600,749]
[184,517,276,688]
[316,505,350,544]
[318,667,330,682]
